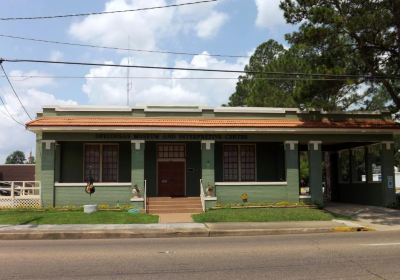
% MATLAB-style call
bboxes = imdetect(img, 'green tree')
[280,0,400,111]
[228,40,354,110]
[5,150,26,164]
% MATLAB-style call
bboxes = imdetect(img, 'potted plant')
[132,184,141,198]
[240,193,248,203]
[206,184,214,197]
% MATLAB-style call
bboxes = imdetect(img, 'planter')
[83,204,97,214]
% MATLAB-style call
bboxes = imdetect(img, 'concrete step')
[148,208,203,214]
[147,197,200,201]
[148,205,202,210]
[148,201,202,206]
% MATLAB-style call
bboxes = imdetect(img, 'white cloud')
[0,71,77,163]
[81,52,250,107]
[68,0,228,48]
[196,11,229,39]
[254,0,285,28]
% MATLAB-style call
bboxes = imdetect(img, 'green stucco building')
[27,105,399,211]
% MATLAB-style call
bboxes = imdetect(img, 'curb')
[0,226,372,240]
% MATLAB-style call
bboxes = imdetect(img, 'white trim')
[284,141,298,150]
[204,196,217,201]
[214,107,289,114]
[130,197,144,202]
[382,141,394,150]
[51,105,132,112]
[144,106,203,112]
[299,195,311,199]
[131,140,145,150]
[201,140,215,150]
[54,182,131,187]
[309,141,322,151]
[42,140,55,150]
[215,181,287,186]
[28,126,400,134]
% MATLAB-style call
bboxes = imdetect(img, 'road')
[1,232,400,280]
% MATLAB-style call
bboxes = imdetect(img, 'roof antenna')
[126,36,133,107]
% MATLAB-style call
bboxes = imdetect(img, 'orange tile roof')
[25,117,400,129]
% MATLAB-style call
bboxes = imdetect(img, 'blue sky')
[0,0,296,162]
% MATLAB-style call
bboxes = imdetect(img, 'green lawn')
[192,207,349,223]
[0,210,159,224]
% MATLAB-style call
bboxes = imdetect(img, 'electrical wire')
[0,0,217,21]
[0,34,250,59]
[1,58,399,80]
[0,90,25,126]
[0,74,368,81]
[0,64,33,120]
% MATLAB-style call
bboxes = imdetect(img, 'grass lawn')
[192,207,349,223]
[0,210,159,224]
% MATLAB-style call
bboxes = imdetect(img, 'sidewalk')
[0,220,368,240]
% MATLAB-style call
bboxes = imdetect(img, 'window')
[352,147,366,182]
[368,144,382,182]
[338,150,350,183]
[223,144,256,181]
[157,144,185,159]
[84,144,119,182]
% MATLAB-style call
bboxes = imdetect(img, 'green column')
[308,141,323,207]
[201,140,215,193]
[381,141,396,207]
[284,141,299,202]
[41,140,55,207]
[131,140,145,195]
[54,143,61,183]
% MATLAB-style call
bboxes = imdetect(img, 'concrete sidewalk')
[0,220,368,240]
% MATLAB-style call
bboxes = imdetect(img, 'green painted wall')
[215,184,288,203]
[131,142,145,194]
[381,142,396,207]
[119,142,131,182]
[201,141,215,193]
[285,142,299,202]
[41,142,55,207]
[55,186,131,206]
[308,142,323,206]
[144,142,157,196]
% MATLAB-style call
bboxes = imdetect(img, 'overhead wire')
[1,58,399,80]
[0,0,217,21]
[0,34,250,59]
[0,63,33,120]
[0,89,25,126]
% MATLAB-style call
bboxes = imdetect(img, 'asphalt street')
[1,231,400,280]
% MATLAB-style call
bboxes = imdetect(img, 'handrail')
[144,179,147,213]
[200,179,205,212]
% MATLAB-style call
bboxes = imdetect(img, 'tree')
[280,0,400,112]
[5,151,26,164]
[228,39,354,110]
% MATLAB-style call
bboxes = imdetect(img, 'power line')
[0,89,25,126]
[0,0,217,21]
[0,64,32,120]
[2,58,400,80]
[0,74,370,81]
[0,34,250,59]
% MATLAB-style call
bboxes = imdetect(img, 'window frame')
[83,143,119,183]
[222,143,257,182]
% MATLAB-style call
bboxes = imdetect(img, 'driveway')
[325,202,400,231]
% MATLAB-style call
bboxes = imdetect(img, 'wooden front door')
[157,161,185,196]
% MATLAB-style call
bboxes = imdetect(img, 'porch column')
[381,141,396,206]
[284,141,299,202]
[308,141,323,206]
[41,140,56,207]
[131,140,145,195]
[201,140,215,192]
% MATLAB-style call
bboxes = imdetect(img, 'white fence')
[0,181,41,208]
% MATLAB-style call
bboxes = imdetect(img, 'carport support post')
[41,140,56,207]
[201,140,215,197]
[285,141,299,202]
[381,141,396,207]
[308,141,323,207]
[131,140,145,206]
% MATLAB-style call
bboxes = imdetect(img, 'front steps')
[147,197,203,214]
